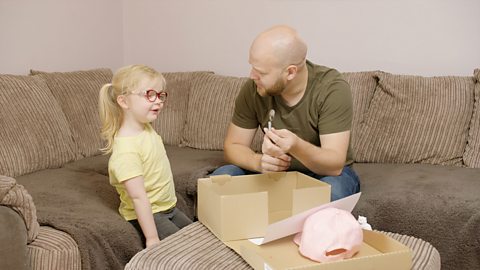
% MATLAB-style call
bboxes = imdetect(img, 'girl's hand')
[146,237,161,248]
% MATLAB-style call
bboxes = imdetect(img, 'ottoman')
[125,222,440,270]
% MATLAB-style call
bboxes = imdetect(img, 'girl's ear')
[117,95,129,109]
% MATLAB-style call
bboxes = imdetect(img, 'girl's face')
[123,77,166,125]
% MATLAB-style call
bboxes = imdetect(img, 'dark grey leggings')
[129,207,192,246]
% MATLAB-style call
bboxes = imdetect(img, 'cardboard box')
[197,172,331,242]
[225,229,412,270]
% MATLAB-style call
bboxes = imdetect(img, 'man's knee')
[317,168,360,201]
[210,165,247,176]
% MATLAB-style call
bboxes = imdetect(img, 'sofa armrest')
[0,206,29,270]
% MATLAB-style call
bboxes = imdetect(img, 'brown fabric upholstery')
[464,68,480,168]
[0,74,78,177]
[165,145,225,219]
[0,206,29,270]
[30,68,112,158]
[383,231,441,270]
[27,226,81,270]
[342,71,378,159]
[354,71,475,166]
[152,72,213,146]
[125,222,441,270]
[125,222,252,270]
[181,73,249,150]
[0,175,39,243]
[16,167,143,270]
[352,163,480,270]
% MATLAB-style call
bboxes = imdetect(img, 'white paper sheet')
[249,192,361,245]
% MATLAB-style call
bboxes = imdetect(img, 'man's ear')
[117,95,129,109]
[286,65,298,80]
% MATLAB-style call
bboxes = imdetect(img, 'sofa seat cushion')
[16,168,142,270]
[352,163,480,270]
[165,145,225,218]
[27,226,81,270]
[63,154,110,176]
[166,145,225,194]
[63,146,225,219]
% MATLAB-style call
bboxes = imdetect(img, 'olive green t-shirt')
[232,60,353,172]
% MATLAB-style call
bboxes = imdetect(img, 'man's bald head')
[250,25,307,69]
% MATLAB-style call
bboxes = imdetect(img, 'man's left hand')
[263,127,298,154]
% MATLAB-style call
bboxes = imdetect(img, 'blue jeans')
[210,165,360,201]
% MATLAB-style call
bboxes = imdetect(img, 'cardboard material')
[197,172,331,242]
[251,193,361,245]
[198,172,412,270]
[226,230,412,270]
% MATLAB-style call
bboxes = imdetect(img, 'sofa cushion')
[0,74,78,177]
[181,73,249,150]
[352,163,480,270]
[0,206,29,270]
[0,175,39,243]
[165,145,225,218]
[27,226,81,270]
[354,72,475,166]
[463,69,480,168]
[151,72,212,146]
[16,167,142,270]
[30,68,113,158]
[342,71,378,159]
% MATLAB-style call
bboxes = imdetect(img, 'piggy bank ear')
[295,207,363,263]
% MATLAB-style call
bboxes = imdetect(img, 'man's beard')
[264,77,286,96]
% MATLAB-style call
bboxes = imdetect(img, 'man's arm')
[224,123,290,172]
[264,128,350,176]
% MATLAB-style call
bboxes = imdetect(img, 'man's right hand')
[260,153,291,172]
[260,133,291,172]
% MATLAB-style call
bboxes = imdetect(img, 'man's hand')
[263,127,299,153]
[261,129,291,172]
[260,153,290,172]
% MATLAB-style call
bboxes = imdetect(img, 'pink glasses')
[131,89,168,103]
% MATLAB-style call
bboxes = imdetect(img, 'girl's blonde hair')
[98,64,166,154]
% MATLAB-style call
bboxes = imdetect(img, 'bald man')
[211,25,360,201]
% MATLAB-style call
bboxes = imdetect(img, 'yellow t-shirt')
[108,124,177,221]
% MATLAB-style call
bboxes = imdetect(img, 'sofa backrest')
[463,69,480,168]
[151,71,213,146]
[350,71,476,167]
[172,69,480,168]
[158,72,263,152]
[2,67,479,178]
[0,74,79,177]
[31,68,113,158]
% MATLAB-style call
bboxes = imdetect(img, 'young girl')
[99,64,192,248]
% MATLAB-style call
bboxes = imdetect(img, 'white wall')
[1,1,478,76]
[0,0,123,75]
[123,0,480,77]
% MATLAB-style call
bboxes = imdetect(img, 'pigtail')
[98,83,122,154]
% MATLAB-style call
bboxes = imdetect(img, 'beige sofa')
[0,67,479,270]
